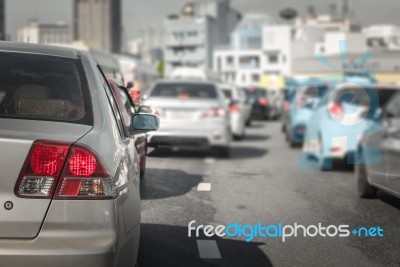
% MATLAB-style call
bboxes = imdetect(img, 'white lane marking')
[204,158,216,164]
[197,183,211,191]
[197,240,221,259]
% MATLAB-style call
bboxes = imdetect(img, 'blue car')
[282,78,329,147]
[302,81,398,170]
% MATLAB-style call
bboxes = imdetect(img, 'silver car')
[144,80,231,157]
[221,84,251,140]
[0,42,159,267]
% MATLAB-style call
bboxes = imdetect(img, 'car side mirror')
[373,108,382,121]
[130,113,159,134]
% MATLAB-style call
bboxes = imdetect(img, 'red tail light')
[258,97,269,106]
[203,107,226,118]
[15,141,117,200]
[296,97,306,107]
[284,101,290,112]
[15,141,70,199]
[328,102,344,115]
[177,93,190,99]
[55,145,116,200]
[230,104,239,113]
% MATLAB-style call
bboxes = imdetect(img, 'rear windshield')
[222,89,233,99]
[303,85,329,98]
[150,83,218,99]
[0,52,92,125]
[244,87,267,98]
[333,87,396,107]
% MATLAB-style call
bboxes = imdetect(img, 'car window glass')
[0,52,92,125]
[151,83,218,99]
[385,92,400,118]
[97,67,127,138]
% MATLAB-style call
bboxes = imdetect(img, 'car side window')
[97,66,128,138]
[384,92,400,118]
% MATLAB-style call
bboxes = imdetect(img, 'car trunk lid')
[0,119,92,238]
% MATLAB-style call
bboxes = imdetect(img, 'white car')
[144,80,231,157]
[221,84,251,139]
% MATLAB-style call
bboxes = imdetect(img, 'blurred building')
[73,0,122,53]
[214,14,325,86]
[214,14,274,86]
[363,25,400,51]
[126,28,164,65]
[164,0,241,76]
[0,0,4,40]
[17,20,72,44]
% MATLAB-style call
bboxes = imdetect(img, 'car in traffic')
[108,78,150,178]
[356,90,400,199]
[143,80,231,157]
[302,83,398,170]
[282,81,330,147]
[0,42,159,267]
[243,86,272,120]
[221,84,251,140]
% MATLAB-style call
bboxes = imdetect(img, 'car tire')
[233,134,243,141]
[213,146,230,158]
[281,124,286,133]
[286,130,298,148]
[318,156,332,171]
[355,156,377,198]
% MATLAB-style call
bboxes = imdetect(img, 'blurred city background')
[1,0,400,88]
[1,1,400,266]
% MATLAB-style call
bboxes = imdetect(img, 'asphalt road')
[138,121,400,267]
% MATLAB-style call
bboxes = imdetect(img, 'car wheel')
[213,146,230,158]
[233,134,243,141]
[317,133,331,170]
[286,130,298,148]
[355,156,377,198]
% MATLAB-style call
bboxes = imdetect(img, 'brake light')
[296,97,306,107]
[284,101,290,112]
[177,93,190,99]
[258,97,268,106]
[15,141,70,198]
[328,102,344,115]
[230,104,239,113]
[203,107,226,118]
[15,141,117,200]
[55,145,117,199]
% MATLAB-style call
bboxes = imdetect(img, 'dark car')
[243,86,273,120]
[108,78,149,178]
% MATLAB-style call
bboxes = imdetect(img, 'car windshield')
[222,88,233,99]
[150,82,218,99]
[0,52,92,125]
[244,87,267,98]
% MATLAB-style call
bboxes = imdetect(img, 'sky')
[5,0,400,41]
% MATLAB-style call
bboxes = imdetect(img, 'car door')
[97,67,141,233]
[379,93,400,194]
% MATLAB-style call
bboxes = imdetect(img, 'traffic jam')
[1,0,400,266]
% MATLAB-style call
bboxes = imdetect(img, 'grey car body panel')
[144,80,231,147]
[0,43,141,266]
[0,120,92,238]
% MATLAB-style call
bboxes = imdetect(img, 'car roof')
[0,41,81,59]
[155,79,217,86]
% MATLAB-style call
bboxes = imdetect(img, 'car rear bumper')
[0,201,140,267]
[147,121,230,147]
[251,105,270,118]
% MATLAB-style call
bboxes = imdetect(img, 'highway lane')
[138,121,400,267]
